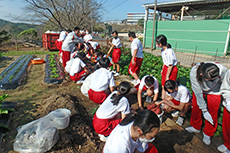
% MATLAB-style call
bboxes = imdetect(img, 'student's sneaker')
[185,126,200,133]
[217,144,228,152]
[171,111,180,117]
[203,132,211,145]
[114,72,120,77]
[176,116,184,126]
[111,70,116,74]
[146,96,152,103]
[98,134,108,142]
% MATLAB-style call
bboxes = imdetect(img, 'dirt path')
[0,54,223,153]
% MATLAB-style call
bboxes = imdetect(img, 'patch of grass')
[3,50,59,56]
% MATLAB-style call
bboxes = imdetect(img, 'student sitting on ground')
[156,80,192,126]
[88,57,115,104]
[93,81,131,141]
[68,52,89,84]
[103,110,160,153]
[131,75,159,111]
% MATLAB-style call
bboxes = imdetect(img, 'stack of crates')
[42,33,60,51]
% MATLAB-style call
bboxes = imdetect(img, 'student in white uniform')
[55,29,71,63]
[61,27,84,69]
[155,35,178,100]
[131,75,159,111]
[217,69,230,153]
[83,29,93,42]
[107,31,122,77]
[88,57,115,104]
[68,52,89,83]
[128,32,143,85]
[157,80,191,126]
[103,110,159,153]
[93,81,131,140]
[185,62,227,145]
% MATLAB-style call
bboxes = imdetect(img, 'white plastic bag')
[13,108,71,153]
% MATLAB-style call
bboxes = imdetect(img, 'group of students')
[55,28,230,153]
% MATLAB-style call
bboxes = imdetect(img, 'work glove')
[226,104,230,112]
[202,111,214,125]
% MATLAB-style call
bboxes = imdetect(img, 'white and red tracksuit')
[103,122,158,153]
[161,48,178,86]
[111,37,122,64]
[189,62,227,137]
[61,31,84,68]
[88,68,115,104]
[93,91,130,136]
[128,38,143,75]
[69,57,87,82]
[220,69,230,150]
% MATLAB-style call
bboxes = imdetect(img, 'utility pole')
[151,0,157,51]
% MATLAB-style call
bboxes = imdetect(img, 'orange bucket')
[31,58,45,64]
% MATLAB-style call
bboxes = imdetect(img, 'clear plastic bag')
[13,108,71,153]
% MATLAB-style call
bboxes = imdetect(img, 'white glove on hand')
[226,104,230,112]
[203,111,214,125]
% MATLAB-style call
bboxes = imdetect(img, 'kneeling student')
[88,57,115,104]
[69,52,89,83]
[157,80,191,126]
[93,81,131,141]
[131,75,159,110]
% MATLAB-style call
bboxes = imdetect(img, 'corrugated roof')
[143,0,230,15]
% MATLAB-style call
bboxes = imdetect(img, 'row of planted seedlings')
[0,94,16,142]
[119,50,223,136]
[0,55,34,90]
[44,54,64,84]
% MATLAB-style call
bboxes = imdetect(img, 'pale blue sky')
[0,0,165,23]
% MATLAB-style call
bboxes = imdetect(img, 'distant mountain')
[0,19,40,36]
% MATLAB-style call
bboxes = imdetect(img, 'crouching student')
[69,52,89,84]
[217,69,230,153]
[103,110,160,153]
[131,75,159,110]
[157,80,191,126]
[93,81,131,141]
[88,57,115,104]
[185,62,227,145]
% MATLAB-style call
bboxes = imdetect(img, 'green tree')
[138,18,144,27]
[0,30,10,46]
[17,28,38,40]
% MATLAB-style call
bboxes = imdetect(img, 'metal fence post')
[192,46,197,67]
[214,49,218,61]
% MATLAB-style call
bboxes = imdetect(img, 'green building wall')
[144,19,230,56]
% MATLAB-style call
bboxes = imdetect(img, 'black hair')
[111,81,131,105]
[67,29,72,33]
[196,62,219,83]
[96,51,104,57]
[79,44,85,50]
[99,57,110,68]
[112,31,118,35]
[120,110,160,134]
[76,52,86,59]
[166,43,171,48]
[74,26,80,31]
[156,35,167,46]
[164,80,178,92]
[128,32,136,38]
[144,76,155,86]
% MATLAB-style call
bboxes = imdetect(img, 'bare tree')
[23,0,104,31]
